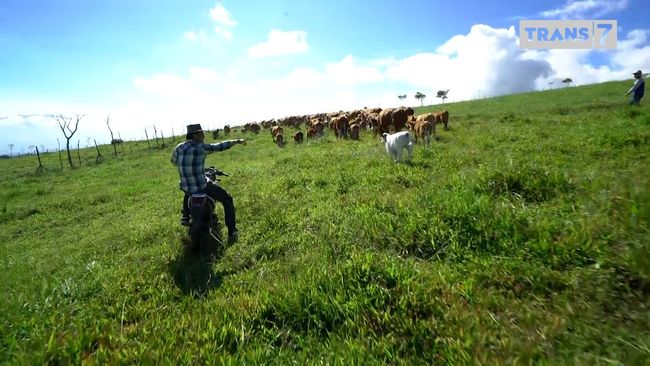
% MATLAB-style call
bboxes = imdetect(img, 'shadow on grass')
[403,159,432,169]
[167,236,225,297]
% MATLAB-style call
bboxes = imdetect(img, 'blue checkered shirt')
[170,139,237,194]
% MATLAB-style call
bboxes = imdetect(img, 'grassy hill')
[1,80,649,364]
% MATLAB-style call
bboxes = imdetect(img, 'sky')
[1,0,649,156]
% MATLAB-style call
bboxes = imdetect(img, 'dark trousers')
[182,182,237,235]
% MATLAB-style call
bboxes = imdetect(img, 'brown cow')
[349,123,360,140]
[275,133,285,147]
[409,113,437,138]
[249,123,261,134]
[293,131,304,144]
[413,118,434,146]
[394,107,415,132]
[433,110,449,130]
[331,115,350,139]
[377,108,394,135]
[310,120,325,137]
[271,126,284,141]
[406,115,417,132]
[377,106,414,135]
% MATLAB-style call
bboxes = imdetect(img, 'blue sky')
[1,0,649,155]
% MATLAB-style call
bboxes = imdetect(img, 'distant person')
[171,124,246,244]
[625,70,645,106]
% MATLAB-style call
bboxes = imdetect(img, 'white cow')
[381,131,413,162]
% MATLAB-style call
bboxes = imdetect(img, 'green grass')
[1,80,649,364]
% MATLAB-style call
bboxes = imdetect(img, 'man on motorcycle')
[171,124,246,244]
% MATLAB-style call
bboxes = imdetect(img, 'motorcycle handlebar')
[205,166,228,178]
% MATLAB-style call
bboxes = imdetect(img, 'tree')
[93,139,104,164]
[562,78,573,87]
[153,124,160,148]
[8,144,13,158]
[436,89,450,103]
[106,115,118,158]
[398,94,407,101]
[34,146,46,173]
[414,92,426,107]
[144,128,151,149]
[55,114,84,168]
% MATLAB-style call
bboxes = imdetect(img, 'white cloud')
[208,3,237,40]
[0,114,52,128]
[618,29,649,50]
[183,4,236,41]
[325,55,384,87]
[189,67,220,83]
[184,31,198,41]
[183,30,207,42]
[385,25,552,100]
[133,73,201,99]
[210,3,237,27]
[248,30,308,57]
[541,0,628,19]
[214,27,232,41]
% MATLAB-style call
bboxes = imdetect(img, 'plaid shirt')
[170,139,238,193]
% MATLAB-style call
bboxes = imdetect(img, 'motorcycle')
[186,166,227,254]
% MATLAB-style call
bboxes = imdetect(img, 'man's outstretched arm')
[204,139,246,153]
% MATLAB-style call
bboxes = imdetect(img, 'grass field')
[1,80,649,364]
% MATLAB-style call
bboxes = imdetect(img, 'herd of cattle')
[217,106,450,149]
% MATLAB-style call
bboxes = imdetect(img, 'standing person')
[626,70,645,106]
[171,124,246,244]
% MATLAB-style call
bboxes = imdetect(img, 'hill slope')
[1,80,649,364]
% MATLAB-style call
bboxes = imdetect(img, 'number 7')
[597,23,612,47]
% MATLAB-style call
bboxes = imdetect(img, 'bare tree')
[144,128,151,149]
[153,124,160,148]
[94,139,104,164]
[106,115,118,157]
[8,144,13,158]
[35,146,46,173]
[55,114,84,168]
